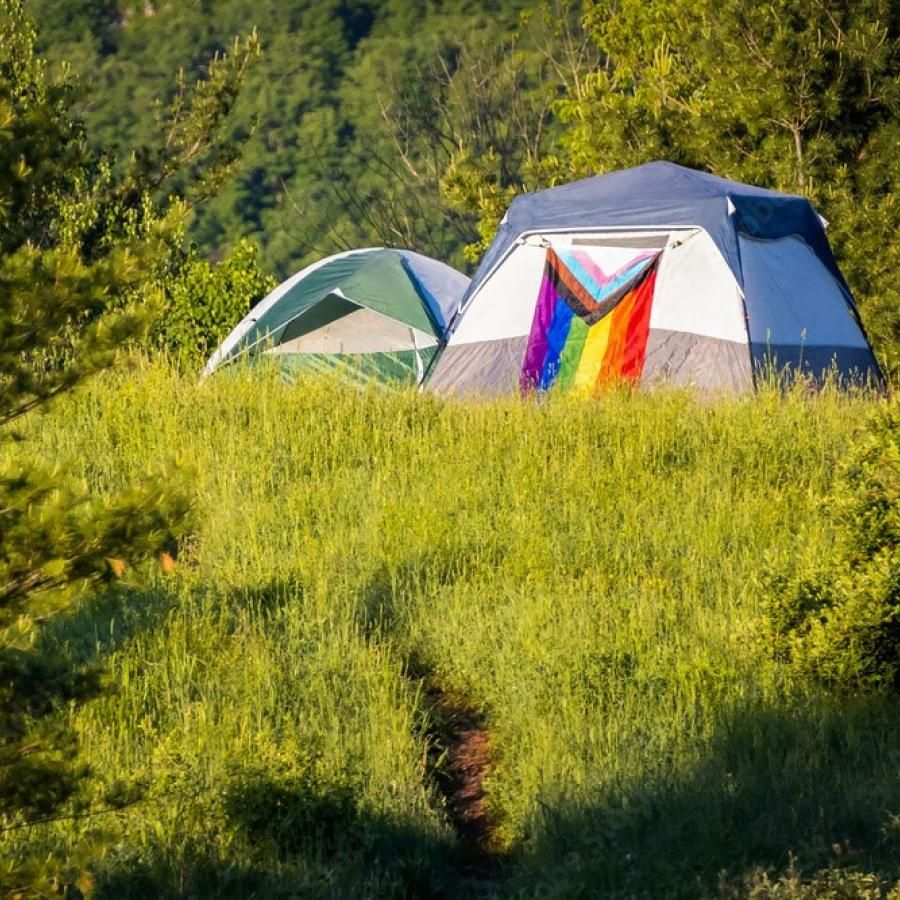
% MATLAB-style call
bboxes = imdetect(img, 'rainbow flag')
[520,248,660,393]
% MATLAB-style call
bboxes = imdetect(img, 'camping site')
[1,1,898,897]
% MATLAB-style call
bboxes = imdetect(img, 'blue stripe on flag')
[539,296,574,389]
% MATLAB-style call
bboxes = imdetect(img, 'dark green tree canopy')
[28,0,898,367]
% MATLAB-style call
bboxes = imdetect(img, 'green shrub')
[154,238,275,367]
[762,397,900,692]
[721,860,900,898]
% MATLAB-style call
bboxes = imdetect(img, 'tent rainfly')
[427,161,881,396]
[205,248,469,384]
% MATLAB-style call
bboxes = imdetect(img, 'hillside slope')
[3,362,899,897]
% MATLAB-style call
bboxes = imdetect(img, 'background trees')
[556,0,900,367]
[26,0,549,274]
[25,0,898,366]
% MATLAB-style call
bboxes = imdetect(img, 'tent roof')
[241,249,437,351]
[205,248,470,374]
[396,249,470,331]
[463,161,848,313]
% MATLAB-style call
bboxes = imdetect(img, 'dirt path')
[421,680,501,880]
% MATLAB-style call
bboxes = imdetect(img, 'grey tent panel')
[426,336,529,397]
[642,329,754,393]
[572,234,670,249]
[274,304,437,355]
[398,250,471,331]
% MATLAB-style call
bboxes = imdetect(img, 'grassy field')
[3,359,900,898]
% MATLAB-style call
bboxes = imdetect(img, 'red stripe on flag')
[619,267,657,381]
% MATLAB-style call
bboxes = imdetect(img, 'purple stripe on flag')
[520,272,557,390]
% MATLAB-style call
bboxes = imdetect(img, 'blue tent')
[429,162,881,395]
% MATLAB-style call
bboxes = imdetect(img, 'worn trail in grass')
[3,360,899,898]
[415,669,499,877]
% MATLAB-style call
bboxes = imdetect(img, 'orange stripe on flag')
[596,289,638,385]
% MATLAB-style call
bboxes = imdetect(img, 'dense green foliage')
[26,0,900,367]
[0,0,194,843]
[153,237,275,364]
[1,361,898,896]
[15,0,278,364]
[27,0,546,277]
[763,399,900,692]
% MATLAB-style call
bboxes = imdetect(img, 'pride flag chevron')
[520,248,661,393]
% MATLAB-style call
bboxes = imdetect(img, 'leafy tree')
[443,0,898,364]
[0,0,261,880]
[26,0,543,276]
[156,236,275,365]
[437,1,596,262]
[551,0,900,366]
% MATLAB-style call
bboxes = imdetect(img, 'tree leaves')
[0,0,260,840]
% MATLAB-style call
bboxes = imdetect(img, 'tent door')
[271,294,437,355]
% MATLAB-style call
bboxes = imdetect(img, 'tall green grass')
[3,359,899,898]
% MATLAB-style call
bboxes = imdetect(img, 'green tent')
[205,248,470,384]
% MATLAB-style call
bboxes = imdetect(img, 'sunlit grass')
[3,358,898,898]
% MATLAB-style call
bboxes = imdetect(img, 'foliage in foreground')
[0,0,270,851]
[2,360,899,897]
[763,398,900,692]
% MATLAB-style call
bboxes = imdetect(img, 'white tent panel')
[450,232,674,346]
[271,305,437,355]
[740,235,869,348]
[650,230,747,344]
[449,242,547,344]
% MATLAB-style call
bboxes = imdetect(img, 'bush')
[762,397,900,692]
[154,238,275,367]
[721,859,899,899]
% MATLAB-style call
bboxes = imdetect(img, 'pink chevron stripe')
[568,249,658,291]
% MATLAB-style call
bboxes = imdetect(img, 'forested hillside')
[28,0,549,276]
[27,0,900,365]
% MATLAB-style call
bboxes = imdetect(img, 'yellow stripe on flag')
[572,313,613,393]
